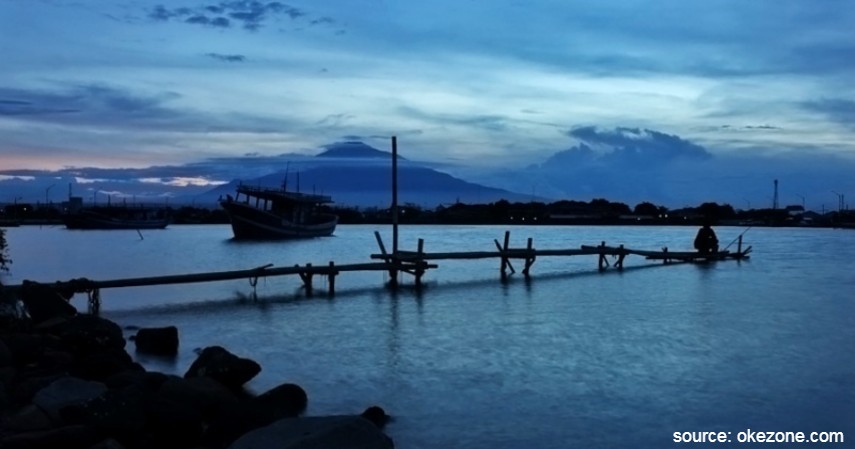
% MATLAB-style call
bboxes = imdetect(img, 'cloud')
[803,98,855,129]
[205,52,246,62]
[559,127,712,168]
[0,85,296,135]
[0,85,184,128]
[148,2,307,31]
[0,97,78,116]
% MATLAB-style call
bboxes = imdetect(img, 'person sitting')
[694,222,719,254]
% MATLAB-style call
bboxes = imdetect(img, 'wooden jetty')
[9,229,750,315]
[371,230,751,279]
[12,259,437,314]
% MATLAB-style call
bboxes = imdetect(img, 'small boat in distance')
[64,205,170,230]
[220,183,338,239]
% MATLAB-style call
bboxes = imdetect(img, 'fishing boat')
[220,184,338,239]
[64,206,170,230]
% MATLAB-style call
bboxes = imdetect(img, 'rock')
[184,346,261,390]
[9,374,67,409]
[88,438,127,449]
[157,375,239,421]
[70,350,140,382]
[32,376,108,422]
[18,281,77,324]
[132,326,179,355]
[60,384,150,444]
[228,416,395,449]
[44,315,126,357]
[0,337,12,367]
[361,406,391,429]
[0,424,102,449]
[144,398,205,448]
[2,404,53,432]
[104,369,170,390]
[253,383,308,420]
[1,332,51,365]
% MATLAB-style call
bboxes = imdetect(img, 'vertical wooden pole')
[523,237,534,277]
[616,244,625,270]
[328,261,336,296]
[305,263,313,297]
[391,136,398,256]
[415,238,425,287]
[737,235,743,254]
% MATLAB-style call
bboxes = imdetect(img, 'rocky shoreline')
[0,281,394,449]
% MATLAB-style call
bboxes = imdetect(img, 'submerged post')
[328,261,336,296]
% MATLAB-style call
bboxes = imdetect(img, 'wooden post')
[328,261,336,296]
[598,241,608,271]
[302,263,313,297]
[737,235,743,254]
[613,244,624,270]
[662,247,669,264]
[523,237,535,277]
[391,136,398,255]
[415,238,425,287]
[88,288,101,315]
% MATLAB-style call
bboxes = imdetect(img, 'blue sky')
[1,0,854,208]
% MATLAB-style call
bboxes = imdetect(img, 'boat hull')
[221,201,337,239]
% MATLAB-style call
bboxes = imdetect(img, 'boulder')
[144,398,205,448]
[157,375,240,421]
[104,369,170,390]
[2,404,53,432]
[253,383,308,420]
[44,315,126,357]
[184,346,261,389]
[18,281,77,324]
[228,416,395,449]
[70,350,140,382]
[60,383,150,443]
[0,337,12,367]
[361,405,391,429]
[0,424,102,449]
[32,376,108,422]
[132,326,179,356]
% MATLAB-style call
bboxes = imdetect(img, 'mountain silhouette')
[198,142,534,208]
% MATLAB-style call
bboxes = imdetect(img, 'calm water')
[2,224,854,448]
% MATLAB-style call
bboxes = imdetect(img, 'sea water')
[2,224,853,448]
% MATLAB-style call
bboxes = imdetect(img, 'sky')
[1,0,855,208]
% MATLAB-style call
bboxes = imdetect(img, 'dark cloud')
[149,2,307,31]
[563,126,711,167]
[205,52,246,62]
[803,98,855,129]
[0,85,292,134]
[744,125,780,130]
[0,97,78,116]
[473,127,855,208]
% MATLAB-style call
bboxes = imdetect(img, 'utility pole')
[772,179,779,210]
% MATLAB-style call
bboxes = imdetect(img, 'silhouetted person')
[694,222,719,254]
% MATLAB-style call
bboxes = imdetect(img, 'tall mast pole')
[392,136,398,255]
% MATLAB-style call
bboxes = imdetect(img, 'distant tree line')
[4,198,850,227]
